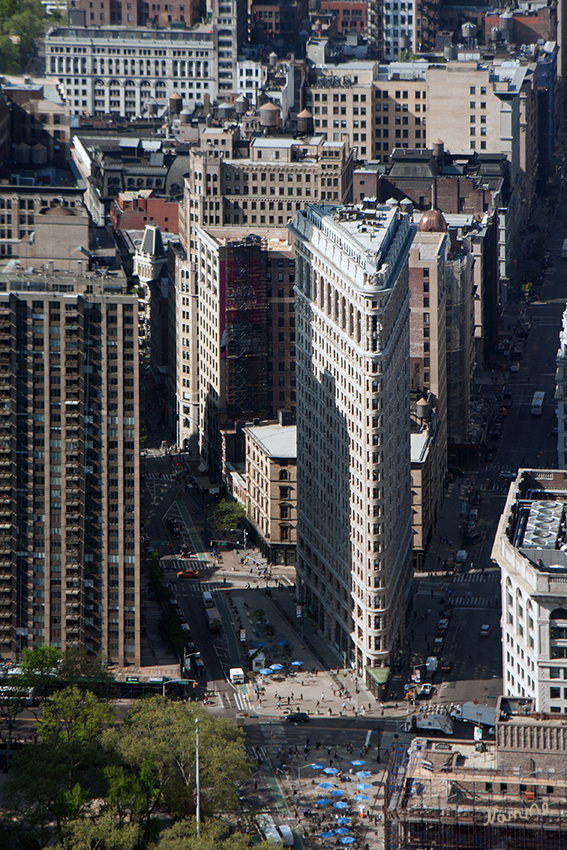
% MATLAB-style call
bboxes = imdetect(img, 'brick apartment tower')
[0,282,140,665]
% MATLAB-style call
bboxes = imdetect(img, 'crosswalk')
[247,744,269,763]
[188,581,226,593]
[453,595,495,607]
[146,472,177,481]
[453,572,496,583]
[234,691,253,712]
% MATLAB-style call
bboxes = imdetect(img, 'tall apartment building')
[290,202,415,684]
[556,304,567,468]
[45,25,217,118]
[168,227,297,473]
[0,271,140,665]
[491,469,567,712]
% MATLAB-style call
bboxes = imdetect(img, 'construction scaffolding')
[385,737,567,850]
[221,235,269,420]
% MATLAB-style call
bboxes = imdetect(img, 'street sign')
[474,725,483,741]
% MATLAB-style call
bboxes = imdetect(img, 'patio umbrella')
[277,640,289,646]
[356,783,372,790]
[291,660,304,666]
[355,794,369,801]
[336,818,351,826]
[316,798,331,806]
[333,801,348,810]
[318,782,334,789]
[320,831,335,839]
[258,668,273,675]
[329,789,343,797]
[355,770,371,778]
[270,663,284,671]
[335,828,350,835]
[310,763,324,769]
[323,767,339,775]
[351,759,366,766]
[340,837,355,845]
[254,641,265,648]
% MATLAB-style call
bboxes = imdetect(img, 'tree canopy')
[206,499,245,532]
[1,693,258,850]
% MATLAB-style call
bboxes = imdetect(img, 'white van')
[229,667,246,684]
[278,824,294,847]
[202,591,213,608]
[257,814,282,845]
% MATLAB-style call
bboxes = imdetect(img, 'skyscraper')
[290,202,415,686]
[0,271,140,665]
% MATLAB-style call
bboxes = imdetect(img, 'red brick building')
[111,190,179,233]
[319,0,366,34]
[68,0,199,27]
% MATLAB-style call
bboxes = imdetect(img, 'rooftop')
[245,423,296,459]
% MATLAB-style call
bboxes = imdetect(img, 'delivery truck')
[450,702,497,726]
[205,605,222,632]
[404,713,454,735]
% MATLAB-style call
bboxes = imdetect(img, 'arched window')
[279,469,288,480]
[551,609,567,620]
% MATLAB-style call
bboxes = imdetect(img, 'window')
[550,687,561,699]
[280,504,290,519]
[279,469,288,480]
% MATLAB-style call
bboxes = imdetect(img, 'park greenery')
[0,651,273,849]
[0,0,50,74]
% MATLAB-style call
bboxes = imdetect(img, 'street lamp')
[230,527,247,552]
[195,717,200,836]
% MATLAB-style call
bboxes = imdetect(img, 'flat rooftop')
[245,424,296,459]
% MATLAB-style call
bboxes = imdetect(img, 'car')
[498,407,508,418]
[510,362,520,373]
[441,606,453,618]
[469,508,479,521]
[432,637,444,655]
[404,682,417,693]
[177,569,200,579]
[552,426,558,436]
[480,624,491,637]
[185,641,197,654]
[440,659,453,673]
[499,471,516,481]
[285,712,309,723]
[437,618,449,633]
[417,683,434,699]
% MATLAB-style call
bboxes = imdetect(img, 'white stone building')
[491,469,567,713]
[289,202,415,687]
[44,24,217,118]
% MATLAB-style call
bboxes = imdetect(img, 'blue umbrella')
[320,831,335,839]
[254,641,265,648]
[323,767,339,775]
[291,660,303,666]
[355,794,369,801]
[351,759,366,766]
[329,789,343,797]
[335,828,350,835]
[277,640,289,646]
[340,838,355,845]
[356,783,372,790]
[355,770,371,778]
[333,801,348,810]
[270,663,284,671]
[316,798,331,806]
[318,782,333,789]
[258,668,273,675]
[336,818,351,826]
[310,762,324,769]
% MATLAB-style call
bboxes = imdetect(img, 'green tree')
[0,681,34,768]
[158,817,276,850]
[38,685,117,746]
[206,499,245,532]
[103,698,250,817]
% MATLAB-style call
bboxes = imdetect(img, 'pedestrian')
[317,700,320,708]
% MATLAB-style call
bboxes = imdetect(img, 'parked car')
[510,362,520,373]
[417,683,434,699]
[440,659,453,673]
[480,624,491,637]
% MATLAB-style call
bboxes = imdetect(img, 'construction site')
[385,698,567,849]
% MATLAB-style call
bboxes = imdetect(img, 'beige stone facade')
[244,420,296,565]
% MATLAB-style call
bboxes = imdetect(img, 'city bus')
[531,391,545,415]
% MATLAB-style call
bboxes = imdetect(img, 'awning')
[365,666,390,686]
